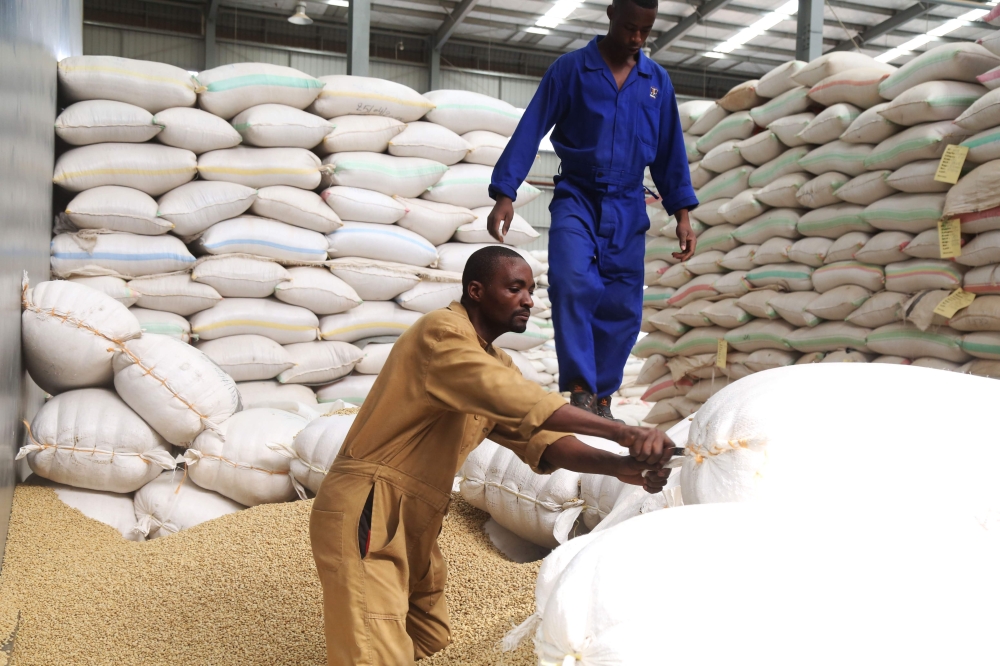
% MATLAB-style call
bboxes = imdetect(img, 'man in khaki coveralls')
[310,246,677,665]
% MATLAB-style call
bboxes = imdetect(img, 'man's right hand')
[487,196,515,242]
[613,424,678,467]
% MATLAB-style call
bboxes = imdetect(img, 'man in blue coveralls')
[487,0,699,422]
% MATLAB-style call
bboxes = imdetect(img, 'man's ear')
[606,2,614,21]
[467,280,485,303]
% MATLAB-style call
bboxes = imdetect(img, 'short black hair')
[461,246,528,300]
[613,0,659,9]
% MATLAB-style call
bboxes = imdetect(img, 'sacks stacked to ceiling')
[640,41,1000,431]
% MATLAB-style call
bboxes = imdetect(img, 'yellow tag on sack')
[938,218,962,259]
[934,144,969,185]
[716,339,727,368]
[933,288,976,318]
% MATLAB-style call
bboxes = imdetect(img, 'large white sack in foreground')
[681,363,1000,510]
[458,439,583,549]
[18,389,174,493]
[185,408,309,506]
[308,75,435,122]
[195,63,324,119]
[423,90,521,136]
[52,143,197,195]
[57,56,197,113]
[133,472,245,539]
[290,412,358,493]
[523,502,1000,665]
[22,279,142,395]
[112,334,241,446]
[50,231,196,279]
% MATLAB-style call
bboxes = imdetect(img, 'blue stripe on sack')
[52,252,196,262]
[203,238,326,255]
[330,228,433,252]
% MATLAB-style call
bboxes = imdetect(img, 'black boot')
[595,396,625,424]
[569,381,596,413]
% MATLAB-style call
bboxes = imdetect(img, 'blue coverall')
[490,36,699,398]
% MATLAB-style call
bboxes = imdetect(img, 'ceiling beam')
[830,1,934,51]
[648,0,735,56]
[432,0,482,51]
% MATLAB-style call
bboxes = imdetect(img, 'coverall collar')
[583,36,654,81]
[447,301,492,352]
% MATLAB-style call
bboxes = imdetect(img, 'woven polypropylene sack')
[58,55,196,113]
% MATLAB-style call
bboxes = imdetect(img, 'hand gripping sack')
[18,388,174,493]
[133,472,245,539]
[184,408,309,506]
[113,333,242,445]
[57,56,196,113]
[22,279,142,394]
[53,143,196,196]
[290,412,358,493]
[423,90,521,136]
[195,63,324,119]
[55,100,160,146]
[308,75,433,122]
[458,439,584,548]
[321,152,447,198]
[198,147,322,190]
[156,181,257,238]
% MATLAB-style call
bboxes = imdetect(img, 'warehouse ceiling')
[87,0,997,88]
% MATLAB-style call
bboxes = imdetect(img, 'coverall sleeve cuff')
[517,392,567,440]
[524,430,572,474]
[489,183,519,203]
[664,193,700,217]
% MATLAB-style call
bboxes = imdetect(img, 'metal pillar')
[429,41,441,91]
[205,0,220,70]
[347,0,371,76]
[795,0,824,62]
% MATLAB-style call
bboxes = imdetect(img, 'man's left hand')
[614,456,671,494]
[672,209,697,262]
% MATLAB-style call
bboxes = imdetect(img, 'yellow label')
[716,339,727,368]
[933,288,976,318]
[938,218,962,259]
[934,144,969,185]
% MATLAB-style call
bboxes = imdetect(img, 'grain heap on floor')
[0,484,537,666]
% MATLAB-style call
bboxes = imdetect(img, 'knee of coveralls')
[547,221,604,394]
[311,468,449,666]
[592,265,645,397]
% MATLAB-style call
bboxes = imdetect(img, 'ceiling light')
[535,0,583,29]
[702,51,727,58]
[288,2,313,25]
[526,26,551,34]
[709,0,797,55]
[875,6,991,62]
[322,0,349,5]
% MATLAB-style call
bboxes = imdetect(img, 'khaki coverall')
[310,302,569,665]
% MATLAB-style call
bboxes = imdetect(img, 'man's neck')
[462,301,503,344]
[598,35,635,68]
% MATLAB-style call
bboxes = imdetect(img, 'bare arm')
[540,404,678,465]
[540,435,671,493]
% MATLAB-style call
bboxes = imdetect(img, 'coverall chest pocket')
[636,99,660,165]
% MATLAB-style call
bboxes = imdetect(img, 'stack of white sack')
[638,39,1000,432]
[506,362,1000,663]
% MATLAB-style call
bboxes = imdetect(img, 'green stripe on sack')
[206,74,324,92]
[927,95,985,107]
[865,137,940,167]
[961,339,1000,357]
[749,268,811,279]
[756,88,807,115]
[799,215,864,231]
[434,103,521,119]
[337,161,448,177]
[698,172,745,200]
[863,207,941,221]
[868,330,957,346]
[881,50,956,90]
[962,131,1000,149]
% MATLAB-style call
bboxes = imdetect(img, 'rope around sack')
[21,276,141,347]
[111,343,226,437]
[16,421,177,470]
[183,449,307,500]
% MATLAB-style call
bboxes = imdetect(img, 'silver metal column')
[796,0,824,62]
[347,0,371,76]
[0,0,83,570]
[429,41,441,91]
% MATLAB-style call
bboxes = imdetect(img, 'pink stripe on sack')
[667,284,715,306]
[983,5,1000,25]
[960,205,1000,224]
[641,377,694,401]
[978,67,1000,85]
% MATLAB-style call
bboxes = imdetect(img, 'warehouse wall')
[0,0,83,566]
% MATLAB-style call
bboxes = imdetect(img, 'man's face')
[475,258,535,334]
[607,0,657,57]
